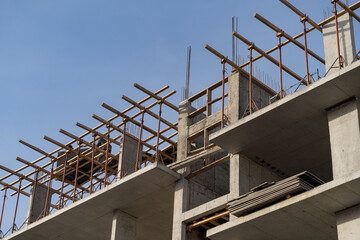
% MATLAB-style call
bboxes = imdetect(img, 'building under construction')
[1,0,360,239]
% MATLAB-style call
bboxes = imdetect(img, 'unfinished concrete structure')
[1,0,360,240]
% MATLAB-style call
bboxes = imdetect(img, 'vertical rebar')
[332,0,343,69]
[73,141,81,202]
[44,160,54,216]
[12,178,22,233]
[90,133,96,193]
[135,111,145,171]
[249,46,253,113]
[277,33,284,98]
[301,17,311,85]
[59,152,68,208]
[156,101,163,162]
[0,188,7,231]
[119,120,127,178]
[221,59,226,127]
[104,124,111,187]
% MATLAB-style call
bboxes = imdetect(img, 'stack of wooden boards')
[228,171,324,217]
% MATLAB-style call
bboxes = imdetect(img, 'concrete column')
[172,176,189,240]
[336,204,360,240]
[110,210,137,240]
[26,183,51,224]
[327,98,360,179]
[118,137,142,178]
[323,13,356,74]
[227,72,241,123]
[177,100,191,162]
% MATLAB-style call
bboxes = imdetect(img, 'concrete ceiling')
[5,163,179,240]
[210,62,360,181]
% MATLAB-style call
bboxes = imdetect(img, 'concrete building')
[1,1,360,240]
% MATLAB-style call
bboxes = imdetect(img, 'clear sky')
[0,0,359,233]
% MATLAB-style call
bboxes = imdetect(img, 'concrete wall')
[26,183,52,224]
[323,13,356,75]
[118,136,142,178]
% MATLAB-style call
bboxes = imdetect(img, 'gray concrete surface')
[110,210,137,240]
[336,204,360,240]
[323,13,356,74]
[207,170,360,240]
[5,163,179,240]
[328,98,360,179]
[26,183,52,224]
[210,61,360,181]
[119,136,142,178]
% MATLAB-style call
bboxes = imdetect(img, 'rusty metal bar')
[335,0,360,22]
[0,85,170,188]
[279,0,322,32]
[12,178,22,233]
[59,152,68,207]
[135,112,145,171]
[119,120,127,178]
[72,141,81,202]
[90,133,96,193]
[104,124,110,187]
[0,187,7,231]
[254,13,325,64]
[333,0,344,69]
[221,59,226,127]
[301,16,311,85]
[156,102,163,162]
[121,95,178,131]
[133,84,179,112]
[277,33,284,98]
[205,44,277,95]
[249,46,254,112]
[232,32,306,85]
[44,160,54,216]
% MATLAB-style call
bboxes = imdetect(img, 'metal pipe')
[44,160,54,216]
[221,59,226,127]
[333,0,343,69]
[119,120,127,178]
[73,141,81,202]
[0,188,7,231]
[156,101,163,162]
[249,47,253,112]
[277,33,284,98]
[90,133,96,193]
[12,178,22,233]
[301,17,311,85]
[104,125,111,187]
[135,111,145,171]
[59,152,68,208]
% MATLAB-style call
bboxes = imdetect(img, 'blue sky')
[0,0,359,233]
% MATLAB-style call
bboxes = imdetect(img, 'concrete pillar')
[177,100,191,162]
[323,13,356,74]
[336,204,360,240]
[327,98,360,179]
[26,183,51,224]
[118,137,142,178]
[110,210,137,240]
[172,176,189,240]
[227,72,241,123]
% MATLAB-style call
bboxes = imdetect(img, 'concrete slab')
[207,170,360,240]
[210,61,360,181]
[4,162,179,240]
